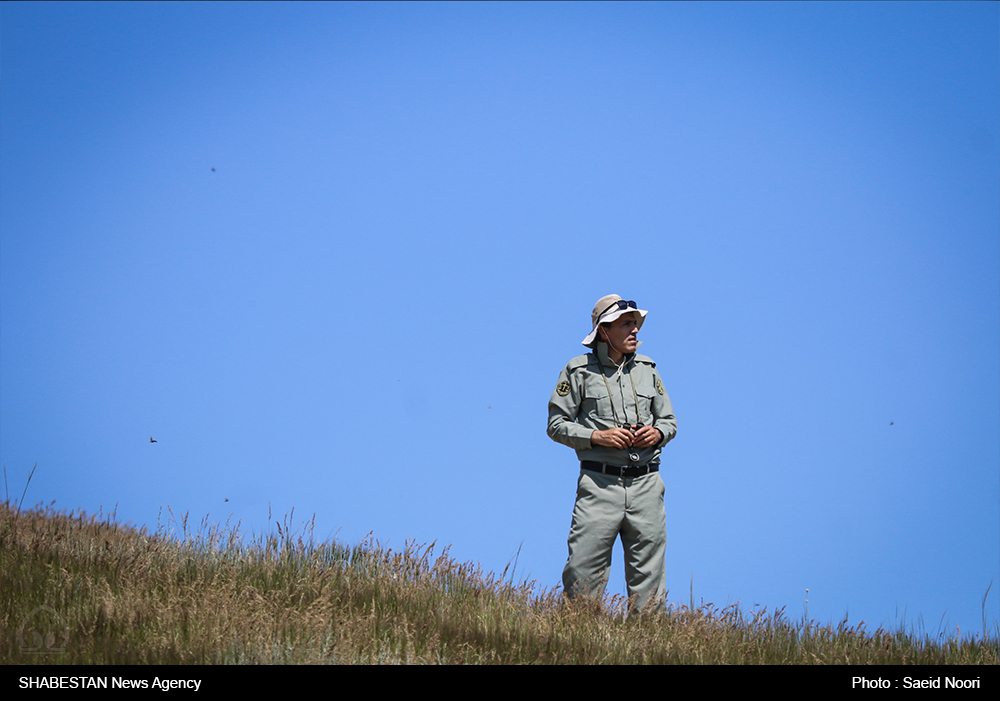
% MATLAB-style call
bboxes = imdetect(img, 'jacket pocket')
[635,381,656,426]
[582,374,615,425]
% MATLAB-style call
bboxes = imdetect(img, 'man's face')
[601,312,640,354]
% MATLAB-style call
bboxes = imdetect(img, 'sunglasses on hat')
[598,299,638,318]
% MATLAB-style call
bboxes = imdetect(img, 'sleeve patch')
[556,380,571,396]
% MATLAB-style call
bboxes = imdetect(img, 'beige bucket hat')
[582,294,648,348]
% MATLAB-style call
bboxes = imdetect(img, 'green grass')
[2,501,996,664]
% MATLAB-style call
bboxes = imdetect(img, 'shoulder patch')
[556,380,571,396]
[655,376,665,395]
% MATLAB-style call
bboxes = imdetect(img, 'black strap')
[581,461,659,478]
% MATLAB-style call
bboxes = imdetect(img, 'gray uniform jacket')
[547,342,677,466]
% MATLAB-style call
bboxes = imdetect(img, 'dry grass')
[2,501,996,665]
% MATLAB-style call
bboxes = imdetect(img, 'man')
[547,294,677,614]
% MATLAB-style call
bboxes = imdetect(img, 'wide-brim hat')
[582,294,648,348]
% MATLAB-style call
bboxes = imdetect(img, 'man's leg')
[563,470,624,601]
[620,471,667,614]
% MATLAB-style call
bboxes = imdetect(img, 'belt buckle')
[624,464,646,478]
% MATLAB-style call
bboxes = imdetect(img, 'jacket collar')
[595,342,633,368]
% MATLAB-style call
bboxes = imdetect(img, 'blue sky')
[2,2,997,640]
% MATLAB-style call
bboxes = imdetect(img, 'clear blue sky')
[2,2,997,639]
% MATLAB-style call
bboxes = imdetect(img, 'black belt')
[581,461,659,478]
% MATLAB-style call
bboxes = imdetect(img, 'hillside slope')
[2,503,995,664]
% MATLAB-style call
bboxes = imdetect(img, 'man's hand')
[631,425,663,448]
[591,427,636,449]
[592,425,663,450]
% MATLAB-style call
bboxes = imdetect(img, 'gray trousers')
[562,468,667,613]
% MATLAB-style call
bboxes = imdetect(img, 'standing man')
[547,294,677,614]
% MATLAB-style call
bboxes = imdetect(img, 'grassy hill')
[2,501,996,664]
